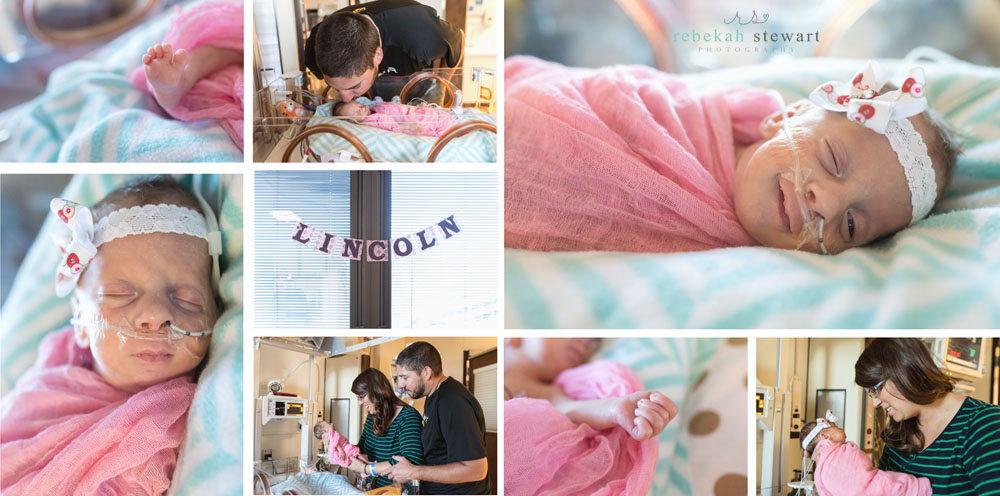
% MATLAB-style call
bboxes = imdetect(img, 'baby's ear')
[759,99,811,138]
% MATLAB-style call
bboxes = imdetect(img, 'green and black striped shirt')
[879,397,1000,495]
[357,404,424,488]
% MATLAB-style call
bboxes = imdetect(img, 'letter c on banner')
[367,240,388,262]
[393,236,413,257]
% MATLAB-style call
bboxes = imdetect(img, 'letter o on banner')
[393,237,414,257]
[367,240,388,262]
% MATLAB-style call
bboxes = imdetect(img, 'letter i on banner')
[366,240,388,262]
[314,231,337,254]
[393,236,414,257]
[291,223,314,244]
[341,238,363,261]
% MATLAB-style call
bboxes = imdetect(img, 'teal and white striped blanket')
[597,338,747,495]
[11,0,242,162]
[0,174,243,495]
[307,104,496,162]
[506,57,1000,328]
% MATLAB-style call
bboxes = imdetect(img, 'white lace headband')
[808,60,937,224]
[801,409,839,451]
[50,199,220,297]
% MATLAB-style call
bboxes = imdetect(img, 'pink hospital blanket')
[814,440,932,496]
[0,327,196,495]
[504,360,657,496]
[131,0,244,151]
[362,102,457,137]
[324,428,360,466]
[504,56,780,253]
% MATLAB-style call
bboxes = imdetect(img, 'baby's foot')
[142,43,192,110]
[612,391,679,440]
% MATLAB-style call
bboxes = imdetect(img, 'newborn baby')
[332,100,457,137]
[504,338,677,495]
[0,176,221,495]
[504,338,677,440]
[313,420,361,466]
[802,411,931,496]
[504,58,962,255]
[132,0,244,150]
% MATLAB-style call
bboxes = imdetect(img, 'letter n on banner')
[314,231,337,254]
[437,215,460,239]
[393,236,414,257]
[367,240,388,262]
[291,222,314,244]
[341,238,363,261]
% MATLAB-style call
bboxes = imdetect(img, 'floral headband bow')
[808,60,937,224]
[801,409,839,450]
[50,198,217,297]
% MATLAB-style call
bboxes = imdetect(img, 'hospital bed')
[253,69,497,163]
[0,174,243,494]
[505,54,1000,329]
[0,0,242,162]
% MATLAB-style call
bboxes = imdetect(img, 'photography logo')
[673,10,820,54]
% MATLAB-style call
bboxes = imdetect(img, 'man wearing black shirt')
[383,341,490,494]
[303,0,463,101]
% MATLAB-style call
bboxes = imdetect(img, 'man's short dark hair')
[313,12,380,78]
[396,341,443,376]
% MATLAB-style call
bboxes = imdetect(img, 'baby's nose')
[133,293,173,332]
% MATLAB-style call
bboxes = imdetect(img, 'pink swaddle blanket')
[504,360,658,496]
[131,0,244,151]
[324,428,360,466]
[0,328,196,495]
[505,56,780,253]
[362,102,457,137]
[813,440,932,496]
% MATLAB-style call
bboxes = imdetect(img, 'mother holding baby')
[854,338,1000,494]
[333,367,424,490]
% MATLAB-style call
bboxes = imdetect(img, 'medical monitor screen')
[756,392,765,415]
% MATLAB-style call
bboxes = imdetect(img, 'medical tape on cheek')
[71,313,212,360]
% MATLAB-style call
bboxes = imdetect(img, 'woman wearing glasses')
[855,338,1000,494]
[334,367,424,490]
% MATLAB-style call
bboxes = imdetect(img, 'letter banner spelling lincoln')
[290,215,461,262]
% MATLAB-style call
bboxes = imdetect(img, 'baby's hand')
[612,391,678,440]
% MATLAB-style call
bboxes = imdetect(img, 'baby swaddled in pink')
[813,440,931,496]
[333,101,457,137]
[504,55,778,253]
[315,421,361,466]
[0,328,195,495]
[504,360,658,496]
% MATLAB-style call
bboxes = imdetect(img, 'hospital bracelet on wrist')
[370,463,377,477]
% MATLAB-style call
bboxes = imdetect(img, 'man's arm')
[385,455,488,484]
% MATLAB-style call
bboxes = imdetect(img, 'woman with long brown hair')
[330,367,423,490]
[855,338,1000,494]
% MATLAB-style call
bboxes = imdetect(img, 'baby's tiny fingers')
[649,393,679,418]
[636,405,667,432]
[632,416,653,440]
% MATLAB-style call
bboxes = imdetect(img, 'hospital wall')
[255,344,327,461]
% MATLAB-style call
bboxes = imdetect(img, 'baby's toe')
[162,44,173,60]
[142,54,151,65]
[172,48,190,67]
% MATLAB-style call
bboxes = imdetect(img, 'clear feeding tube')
[71,312,213,360]
[766,90,830,255]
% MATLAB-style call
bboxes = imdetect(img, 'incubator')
[252,68,497,163]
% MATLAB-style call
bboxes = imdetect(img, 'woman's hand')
[347,455,369,474]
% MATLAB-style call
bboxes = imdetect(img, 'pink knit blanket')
[131,0,244,151]
[324,428,360,466]
[814,440,932,496]
[504,360,657,496]
[504,56,779,253]
[362,102,457,137]
[0,328,196,495]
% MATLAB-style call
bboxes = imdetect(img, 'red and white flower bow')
[50,198,97,297]
[809,60,927,134]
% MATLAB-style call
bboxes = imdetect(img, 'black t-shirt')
[421,377,489,495]
[304,0,463,79]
